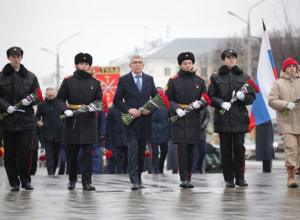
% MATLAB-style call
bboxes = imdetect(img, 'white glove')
[287,103,296,110]
[64,110,73,117]
[21,99,32,106]
[192,101,201,109]
[7,106,16,114]
[221,102,231,111]
[176,108,186,117]
[236,91,245,101]
[87,104,96,112]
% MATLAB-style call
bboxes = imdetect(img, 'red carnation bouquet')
[0,88,43,120]
[39,149,46,161]
[219,79,259,115]
[0,148,3,158]
[145,146,151,157]
[171,93,211,123]
[122,90,170,126]
[102,96,108,114]
[103,149,113,159]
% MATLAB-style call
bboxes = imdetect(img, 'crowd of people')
[0,46,299,191]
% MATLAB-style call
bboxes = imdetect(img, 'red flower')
[158,90,170,110]
[0,148,3,157]
[105,150,113,159]
[246,79,260,93]
[201,93,211,105]
[39,154,46,161]
[102,96,108,113]
[145,151,151,157]
[36,88,44,103]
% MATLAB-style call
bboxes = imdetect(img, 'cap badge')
[186,54,188,57]
[14,48,17,51]
[230,50,232,52]
[84,57,86,59]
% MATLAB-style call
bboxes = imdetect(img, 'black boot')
[235,179,248,187]
[83,184,96,191]
[179,181,189,188]
[262,160,272,173]
[225,181,235,188]
[10,185,19,191]
[68,181,76,190]
[22,183,34,190]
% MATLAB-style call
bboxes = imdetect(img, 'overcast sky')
[0,0,299,82]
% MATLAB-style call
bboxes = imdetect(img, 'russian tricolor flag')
[249,21,278,132]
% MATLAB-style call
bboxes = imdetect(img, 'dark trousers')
[107,157,116,174]
[177,144,195,181]
[68,144,93,186]
[219,132,245,181]
[115,146,128,174]
[30,150,38,175]
[263,160,272,173]
[193,140,207,172]
[92,147,101,174]
[44,141,61,175]
[3,130,33,186]
[127,139,146,183]
[150,142,168,173]
[58,147,69,175]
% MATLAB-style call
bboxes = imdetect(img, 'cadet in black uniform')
[0,47,40,191]
[208,49,256,188]
[56,53,102,191]
[165,52,207,188]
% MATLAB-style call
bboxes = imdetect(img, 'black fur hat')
[75,53,93,66]
[177,52,195,65]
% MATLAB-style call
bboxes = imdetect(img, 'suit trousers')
[44,141,61,175]
[219,132,245,181]
[68,144,93,186]
[3,130,33,186]
[115,146,128,174]
[177,144,195,181]
[127,139,146,183]
[150,142,168,173]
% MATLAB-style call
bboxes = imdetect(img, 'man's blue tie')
[135,75,141,92]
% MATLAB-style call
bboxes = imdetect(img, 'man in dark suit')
[113,55,157,190]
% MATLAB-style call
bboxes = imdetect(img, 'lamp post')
[41,32,81,91]
[228,0,265,78]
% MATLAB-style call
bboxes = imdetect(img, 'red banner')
[92,66,121,107]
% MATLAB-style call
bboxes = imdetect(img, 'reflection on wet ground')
[0,173,300,219]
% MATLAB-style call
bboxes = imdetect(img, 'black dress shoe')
[235,179,248,187]
[131,183,139,190]
[68,181,76,190]
[187,182,194,188]
[225,181,235,188]
[83,184,96,191]
[22,183,34,190]
[138,182,145,189]
[179,181,189,188]
[11,185,19,191]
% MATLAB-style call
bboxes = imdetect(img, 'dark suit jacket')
[113,72,157,141]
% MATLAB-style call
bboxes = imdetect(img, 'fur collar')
[218,65,243,75]
[2,63,28,77]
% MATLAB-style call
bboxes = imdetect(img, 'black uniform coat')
[56,69,102,144]
[35,98,63,143]
[165,69,207,144]
[106,106,126,147]
[113,72,157,141]
[208,65,256,133]
[0,64,40,131]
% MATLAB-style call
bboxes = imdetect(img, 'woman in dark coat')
[150,87,170,173]
[165,52,207,188]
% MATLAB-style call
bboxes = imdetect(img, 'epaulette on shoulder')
[212,71,218,75]
[93,77,101,82]
[243,71,248,75]
[64,75,73,79]
[196,75,204,80]
[170,74,179,79]
[29,71,35,75]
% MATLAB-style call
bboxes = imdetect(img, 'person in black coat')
[56,53,102,191]
[0,47,40,191]
[29,123,43,175]
[165,52,207,188]
[150,87,170,174]
[113,55,157,190]
[106,106,128,174]
[35,87,63,175]
[208,49,256,188]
